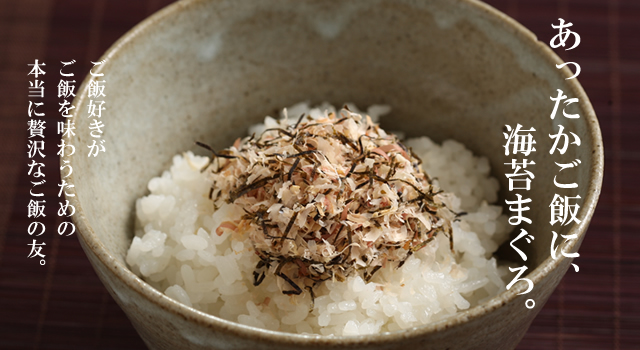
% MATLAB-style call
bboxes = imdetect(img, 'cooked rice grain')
[126,103,511,336]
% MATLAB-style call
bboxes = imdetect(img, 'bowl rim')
[63,0,604,346]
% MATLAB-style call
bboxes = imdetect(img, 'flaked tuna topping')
[199,106,455,296]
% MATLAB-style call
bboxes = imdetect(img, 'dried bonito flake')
[201,106,454,295]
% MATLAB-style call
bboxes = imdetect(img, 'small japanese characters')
[28,59,107,264]
[27,59,47,265]
[87,60,107,157]
[58,61,77,238]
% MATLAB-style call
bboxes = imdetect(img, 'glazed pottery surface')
[64,0,603,349]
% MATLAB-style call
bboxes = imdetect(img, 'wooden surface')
[0,0,637,349]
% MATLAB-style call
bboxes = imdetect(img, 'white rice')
[126,102,511,336]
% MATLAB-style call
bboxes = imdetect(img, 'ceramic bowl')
[64,0,603,349]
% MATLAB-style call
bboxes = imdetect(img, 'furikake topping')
[200,106,454,296]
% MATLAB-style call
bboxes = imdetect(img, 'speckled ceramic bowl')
[64,0,603,349]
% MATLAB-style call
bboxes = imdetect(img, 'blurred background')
[0,0,637,349]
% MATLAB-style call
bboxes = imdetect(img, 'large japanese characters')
[502,18,585,310]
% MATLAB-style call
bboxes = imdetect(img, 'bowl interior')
[67,0,601,343]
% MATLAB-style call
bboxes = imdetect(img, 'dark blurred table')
[1,0,638,349]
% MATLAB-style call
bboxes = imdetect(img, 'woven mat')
[0,0,637,349]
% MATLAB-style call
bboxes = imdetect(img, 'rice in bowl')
[126,102,511,336]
